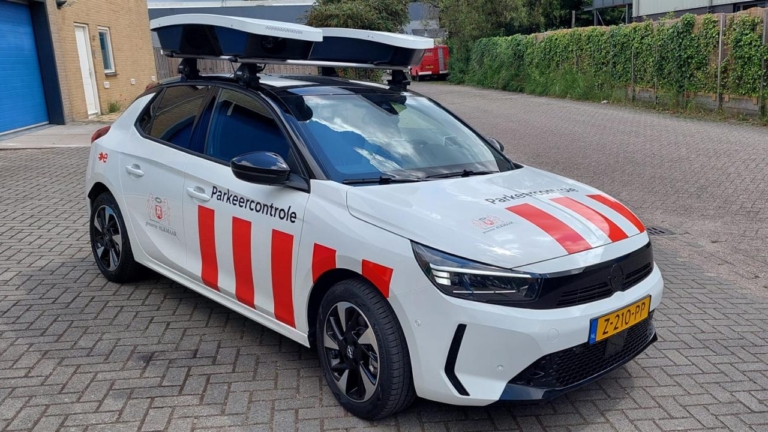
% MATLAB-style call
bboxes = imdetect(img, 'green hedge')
[460,12,768,106]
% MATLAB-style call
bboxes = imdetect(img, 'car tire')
[90,192,143,283]
[316,279,416,420]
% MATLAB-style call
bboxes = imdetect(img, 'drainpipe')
[634,0,640,22]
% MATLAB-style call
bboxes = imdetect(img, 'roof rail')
[150,14,434,72]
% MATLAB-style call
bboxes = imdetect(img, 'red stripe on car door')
[198,206,219,291]
[551,197,629,242]
[506,203,591,254]
[587,194,646,233]
[362,260,393,298]
[271,229,295,327]
[232,217,255,309]
[312,244,336,283]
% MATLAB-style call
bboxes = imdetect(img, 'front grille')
[519,242,654,309]
[625,262,653,288]
[510,313,655,389]
[555,260,654,308]
[556,282,612,307]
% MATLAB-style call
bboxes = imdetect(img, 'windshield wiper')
[425,169,499,180]
[342,176,423,185]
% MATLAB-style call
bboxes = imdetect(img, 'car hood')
[346,167,645,269]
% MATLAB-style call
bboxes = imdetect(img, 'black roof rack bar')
[166,52,410,71]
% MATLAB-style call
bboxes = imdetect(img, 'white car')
[85,15,663,420]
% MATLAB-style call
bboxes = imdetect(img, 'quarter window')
[205,89,291,162]
[140,85,210,149]
[98,28,115,74]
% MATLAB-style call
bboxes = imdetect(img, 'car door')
[120,84,211,274]
[181,87,310,329]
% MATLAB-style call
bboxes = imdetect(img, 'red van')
[410,44,449,81]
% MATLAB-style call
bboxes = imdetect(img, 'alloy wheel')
[93,205,122,271]
[323,302,380,402]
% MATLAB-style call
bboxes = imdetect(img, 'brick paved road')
[1,90,768,431]
[413,83,768,295]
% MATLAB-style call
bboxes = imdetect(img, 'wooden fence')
[153,47,317,81]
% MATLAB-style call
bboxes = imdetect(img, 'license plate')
[589,296,651,344]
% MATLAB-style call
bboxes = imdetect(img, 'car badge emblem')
[609,264,625,291]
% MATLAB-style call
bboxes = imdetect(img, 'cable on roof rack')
[235,63,265,89]
[178,58,200,81]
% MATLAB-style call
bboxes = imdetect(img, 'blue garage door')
[0,0,48,134]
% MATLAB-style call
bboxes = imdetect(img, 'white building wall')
[634,0,754,17]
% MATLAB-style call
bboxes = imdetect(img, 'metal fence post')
[631,44,636,103]
[717,13,725,111]
[654,24,659,107]
[760,9,767,117]
[574,44,578,70]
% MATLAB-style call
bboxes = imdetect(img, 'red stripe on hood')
[506,203,592,254]
[587,194,646,233]
[551,197,629,242]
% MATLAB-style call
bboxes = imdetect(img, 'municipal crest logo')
[472,215,502,229]
[148,195,171,226]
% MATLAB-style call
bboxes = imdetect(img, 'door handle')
[125,165,144,177]
[186,186,211,202]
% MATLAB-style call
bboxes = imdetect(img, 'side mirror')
[488,138,505,152]
[231,151,290,185]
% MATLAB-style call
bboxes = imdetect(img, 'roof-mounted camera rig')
[150,14,434,92]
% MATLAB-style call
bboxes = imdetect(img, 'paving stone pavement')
[412,83,768,295]
[1,96,768,431]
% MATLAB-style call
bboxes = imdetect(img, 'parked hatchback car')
[85,14,663,420]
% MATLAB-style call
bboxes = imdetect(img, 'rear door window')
[139,85,210,149]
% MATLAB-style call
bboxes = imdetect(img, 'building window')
[98,27,115,74]
[737,1,767,11]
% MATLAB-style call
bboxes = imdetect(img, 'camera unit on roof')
[150,14,434,71]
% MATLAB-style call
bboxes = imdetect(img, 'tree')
[305,0,410,80]
[432,0,626,82]
[306,0,410,32]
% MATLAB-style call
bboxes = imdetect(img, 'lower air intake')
[510,313,655,389]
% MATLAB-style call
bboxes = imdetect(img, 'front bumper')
[500,312,657,401]
[389,263,664,406]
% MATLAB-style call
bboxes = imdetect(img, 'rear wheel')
[90,192,143,283]
[316,279,415,420]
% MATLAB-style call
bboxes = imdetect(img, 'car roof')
[158,73,404,97]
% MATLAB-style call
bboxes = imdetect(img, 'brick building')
[0,0,157,135]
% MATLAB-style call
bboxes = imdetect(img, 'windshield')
[282,92,514,183]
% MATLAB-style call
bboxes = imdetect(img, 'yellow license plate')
[589,296,651,344]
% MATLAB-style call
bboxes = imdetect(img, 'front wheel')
[316,279,415,420]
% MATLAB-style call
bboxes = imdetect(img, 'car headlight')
[412,242,542,305]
